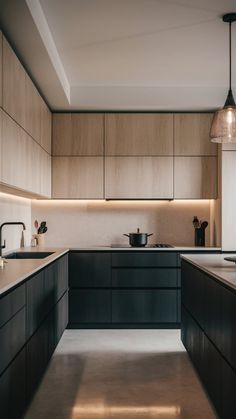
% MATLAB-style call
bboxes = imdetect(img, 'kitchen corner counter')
[0,247,69,296]
[181,253,236,291]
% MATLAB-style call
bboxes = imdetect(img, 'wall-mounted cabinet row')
[53,112,216,157]
[0,31,52,199]
[1,34,51,154]
[0,110,51,198]
[0,30,218,200]
[52,155,217,199]
[52,112,218,199]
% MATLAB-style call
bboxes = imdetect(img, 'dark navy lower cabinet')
[0,348,26,419]
[68,251,181,328]
[112,290,177,324]
[181,260,236,419]
[0,253,69,418]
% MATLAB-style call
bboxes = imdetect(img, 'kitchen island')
[181,253,236,419]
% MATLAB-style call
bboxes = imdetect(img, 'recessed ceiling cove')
[8,0,236,109]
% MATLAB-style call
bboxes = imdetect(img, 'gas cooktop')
[110,244,174,248]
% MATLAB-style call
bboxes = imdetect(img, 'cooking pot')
[124,228,153,247]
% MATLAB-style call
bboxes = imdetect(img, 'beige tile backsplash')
[31,199,212,248]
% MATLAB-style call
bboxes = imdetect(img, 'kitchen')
[0,0,236,418]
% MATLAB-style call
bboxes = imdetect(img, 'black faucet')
[0,222,26,257]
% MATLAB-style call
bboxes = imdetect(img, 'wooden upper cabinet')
[40,101,52,154]
[105,157,173,199]
[0,32,2,107]
[0,110,51,198]
[174,156,217,199]
[174,113,217,156]
[52,157,104,199]
[3,36,26,129]
[52,113,104,156]
[25,73,41,143]
[105,113,174,156]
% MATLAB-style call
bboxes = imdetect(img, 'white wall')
[32,199,211,248]
[0,193,31,255]
[221,151,236,251]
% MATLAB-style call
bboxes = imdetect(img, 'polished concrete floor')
[25,330,217,419]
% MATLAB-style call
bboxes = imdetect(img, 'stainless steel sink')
[5,251,54,259]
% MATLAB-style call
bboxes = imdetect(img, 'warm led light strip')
[72,405,181,415]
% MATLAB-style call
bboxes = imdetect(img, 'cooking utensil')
[200,221,208,229]
[124,228,153,247]
[34,220,39,231]
[37,221,47,234]
[193,216,200,229]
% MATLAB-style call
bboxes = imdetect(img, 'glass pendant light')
[210,13,236,143]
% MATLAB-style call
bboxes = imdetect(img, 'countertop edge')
[181,254,236,291]
[0,248,69,296]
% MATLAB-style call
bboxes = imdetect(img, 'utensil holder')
[36,233,45,247]
[195,228,205,246]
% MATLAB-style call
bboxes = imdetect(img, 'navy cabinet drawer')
[26,271,45,339]
[0,307,26,375]
[0,347,26,419]
[0,284,25,328]
[69,252,111,287]
[112,290,177,323]
[54,255,68,301]
[112,252,178,268]
[112,268,178,288]
[69,289,111,323]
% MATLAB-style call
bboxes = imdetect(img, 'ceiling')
[0,0,236,110]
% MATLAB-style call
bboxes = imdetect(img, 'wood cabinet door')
[105,156,173,199]
[40,101,52,154]
[1,111,42,195]
[0,32,2,107]
[105,113,173,155]
[39,148,51,198]
[52,156,104,198]
[174,113,216,156]
[25,72,41,143]
[2,36,26,129]
[52,113,104,156]
[174,156,217,198]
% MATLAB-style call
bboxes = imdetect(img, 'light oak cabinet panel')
[1,111,51,197]
[52,157,104,198]
[1,111,38,194]
[105,157,173,199]
[2,35,52,154]
[40,101,52,154]
[39,149,51,198]
[0,32,2,107]
[174,157,217,199]
[174,113,216,156]
[3,36,26,129]
[52,113,104,156]
[25,73,41,143]
[105,113,173,156]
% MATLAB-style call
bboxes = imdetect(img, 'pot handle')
[123,234,130,237]
[147,233,153,237]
